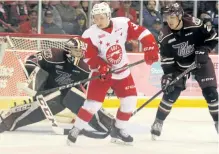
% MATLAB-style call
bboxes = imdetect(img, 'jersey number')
[131,22,139,30]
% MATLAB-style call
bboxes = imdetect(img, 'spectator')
[42,10,65,34]
[80,1,89,17]
[150,18,162,42]
[203,17,218,54]
[0,2,8,32]
[55,1,77,34]
[116,1,137,23]
[56,1,77,23]
[180,1,194,15]
[207,1,218,32]
[33,0,62,29]
[18,10,44,34]
[8,1,28,27]
[143,0,162,30]
[72,13,87,35]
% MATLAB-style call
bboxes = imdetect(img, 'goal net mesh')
[0,33,77,122]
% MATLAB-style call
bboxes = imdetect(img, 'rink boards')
[0,96,208,110]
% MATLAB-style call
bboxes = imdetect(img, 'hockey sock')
[207,100,218,122]
[115,109,132,129]
[156,89,181,121]
[74,107,94,130]
[115,96,137,129]
[156,98,174,121]
[202,87,218,122]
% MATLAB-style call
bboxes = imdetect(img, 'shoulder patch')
[192,17,201,26]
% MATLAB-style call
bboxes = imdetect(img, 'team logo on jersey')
[55,70,73,85]
[106,45,123,65]
[172,41,195,57]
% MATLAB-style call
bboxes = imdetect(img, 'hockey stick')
[83,62,199,139]
[131,62,198,116]
[36,59,145,96]
[36,93,110,138]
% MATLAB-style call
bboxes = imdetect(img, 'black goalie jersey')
[24,48,90,91]
[158,15,218,74]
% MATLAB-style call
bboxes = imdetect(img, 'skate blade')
[66,139,76,146]
[110,138,133,146]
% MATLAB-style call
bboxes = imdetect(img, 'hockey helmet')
[163,3,184,17]
[64,38,86,65]
[91,2,111,18]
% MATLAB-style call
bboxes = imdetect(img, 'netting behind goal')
[0,33,77,97]
[0,33,78,122]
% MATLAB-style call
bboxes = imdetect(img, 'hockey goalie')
[0,37,115,136]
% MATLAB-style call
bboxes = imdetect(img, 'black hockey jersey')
[158,15,218,74]
[25,48,90,90]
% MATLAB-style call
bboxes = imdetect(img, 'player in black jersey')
[151,3,218,139]
[0,38,114,134]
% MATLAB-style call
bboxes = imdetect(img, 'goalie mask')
[64,38,86,65]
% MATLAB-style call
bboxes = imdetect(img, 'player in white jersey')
[67,2,159,145]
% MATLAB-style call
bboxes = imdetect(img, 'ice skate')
[67,126,81,145]
[110,124,133,145]
[151,118,163,140]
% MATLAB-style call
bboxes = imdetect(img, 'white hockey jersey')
[82,17,153,79]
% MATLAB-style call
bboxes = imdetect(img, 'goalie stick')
[35,94,110,138]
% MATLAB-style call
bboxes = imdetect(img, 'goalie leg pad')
[89,108,115,132]
[62,87,86,114]
[0,109,28,133]
[11,94,65,131]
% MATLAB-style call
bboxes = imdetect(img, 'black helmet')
[163,3,184,17]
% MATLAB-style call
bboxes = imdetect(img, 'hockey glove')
[195,47,210,65]
[143,42,159,65]
[161,74,174,94]
[98,64,112,81]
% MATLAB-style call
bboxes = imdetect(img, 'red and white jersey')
[82,17,154,79]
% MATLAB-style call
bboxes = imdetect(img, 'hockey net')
[0,33,78,123]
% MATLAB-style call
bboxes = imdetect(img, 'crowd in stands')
[0,0,218,53]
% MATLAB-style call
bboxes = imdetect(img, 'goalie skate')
[110,125,133,145]
[151,118,163,140]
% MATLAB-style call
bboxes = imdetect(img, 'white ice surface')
[0,108,218,154]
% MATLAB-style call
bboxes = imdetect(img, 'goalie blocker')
[0,37,115,134]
